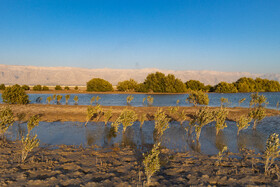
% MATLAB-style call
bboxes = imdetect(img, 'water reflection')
[5,116,280,155]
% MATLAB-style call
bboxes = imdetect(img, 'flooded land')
[1,104,280,186]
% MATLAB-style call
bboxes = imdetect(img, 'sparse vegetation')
[27,115,40,134]
[55,85,62,90]
[46,96,52,104]
[147,96,154,106]
[74,86,79,90]
[138,113,147,129]
[117,109,137,133]
[126,95,134,105]
[0,107,14,136]
[104,108,113,126]
[73,95,79,105]
[154,108,170,142]
[85,104,103,126]
[236,115,252,135]
[238,98,246,106]
[64,86,70,90]
[65,95,70,105]
[213,107,229,135]
[264,133,280,174]
[56,95,63,104]
[21,134,39,162]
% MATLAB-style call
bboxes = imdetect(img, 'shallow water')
[1,92,279,109]
[6,116,280,155]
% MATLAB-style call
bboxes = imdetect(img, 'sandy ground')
[1,104,280,186]
[1,104,279,123]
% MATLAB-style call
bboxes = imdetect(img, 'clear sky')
[0,0,279,73]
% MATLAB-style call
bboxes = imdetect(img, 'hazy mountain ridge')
[0,64,279,86]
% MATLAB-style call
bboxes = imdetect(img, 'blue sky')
[0,0,279,73]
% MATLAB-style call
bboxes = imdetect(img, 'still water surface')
[6,116,280,155]
[1,92,279,109]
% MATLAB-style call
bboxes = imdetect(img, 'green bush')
[186,90,209,106]
[117,79,139,92]
[185,80,206,91]
[213,82,238,93]
[42,86,49,91]
[141,72,187,93]
[64,86,70,90]
[55,85,62,90]
[2,84,29,104]
[0,84,5,90]
[21,85,30,90]
[33,85,42,91]
[74,86,78,90]
[86,78,113,92]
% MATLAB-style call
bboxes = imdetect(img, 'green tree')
[64,86,70,90]
[33,85,42,91]
[235,77,256,92]
[55,85,62,90]
[86,78,113,92]
[0,84,5,90]
[186,90,209,106]
[185,80,206,91]
[42,86,49,91]
[2,84,29,104]
[117,79,139,92]
[213,82,238,93]
[74,86,79,90]
[21,85,30,90]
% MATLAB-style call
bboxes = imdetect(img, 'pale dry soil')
[0,140,280,186]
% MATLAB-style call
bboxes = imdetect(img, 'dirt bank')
[1,104,279,123]
[0,140,279,186]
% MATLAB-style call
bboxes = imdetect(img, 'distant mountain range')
[0,64,279,86]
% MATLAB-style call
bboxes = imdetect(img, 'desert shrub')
[0,84,5,90]
[42,86,49,91]
[85,104,103,126]
[0,106,14,136]
[117,109,137,133]
[74,86,78,90]
[90,96,95,105]
[236,115,252,135]
[2,84,29,104]
[220,97,231,108]
[249,107,266,130]
[65,95,70,105]
[190,107,214,141]
[143,142,161,185]
[126,95,134,105]
[33,84,42,91]
[213,108,229,135]
[73,95,79,105]
[21,85,30,90]
[138,113,147,129]
[104,108,113,126]
[27,115,40,134]
[250,92,268,108]
[154,108,170,142]
[87,78,113,92]
[55,85,62,90]
[117,79,139,92]
[64,86,70,90]
[186,90,209,106]
[21,134,39,162]
[264,133,280,174]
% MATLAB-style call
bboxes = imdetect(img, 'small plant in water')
[90,96,95,105]
[117,109,137,133]
[52,94,57,103]
[176,99,180,105]
[177,109,187,126]
[217,146,228,165]
[238,98,246,107]
[249,107,266,130]
[168,106,179,116]
[154,108,170,142]
[0,107,14,137]
[56,95,62,104]
[213,107,229,135]
[27,115,40,134]
[236,115,252,135]
[138,113,147,129]
[46,96,52,104]
[186,90,209,106]
[73,95,79,105]
[190,107,214,141]
[85,104,103,126]
[126,95,134,105]
[220,97,231,108]
[264,133,280,174]
[147,96,154,106]
[143,142,161,186]
[104,108,113,126]
[277,101,279,112]
[65,95,70,105]
[250,93,268,108]
[142,97,146,105]
[96,96,101,104]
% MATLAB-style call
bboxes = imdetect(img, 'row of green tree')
[87,72,280,93]
[0,84,79,91]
